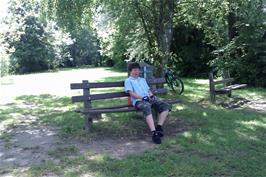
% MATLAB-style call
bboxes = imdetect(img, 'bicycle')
[164,68,184,95]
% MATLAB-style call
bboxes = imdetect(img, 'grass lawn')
[0,67,265,177]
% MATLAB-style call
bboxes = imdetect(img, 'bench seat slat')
[72,92,128,102]
[77,99,181,114]
[80,107,137,114]
[71,88,169,102]
[215,84,247,94]
[223,84,247,90]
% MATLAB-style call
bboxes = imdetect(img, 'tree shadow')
[1,94,266,176]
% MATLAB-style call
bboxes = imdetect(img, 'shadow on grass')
[0,94,189,142]
[23,99,266,177]
[1,92,266,176]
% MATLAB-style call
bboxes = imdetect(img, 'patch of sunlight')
[100,114,110,122]
[235,130,259,141]
[1,67,127,104]
[193,79,208,85]
[0,119,17,132]
[80,173,98,177]
[196,134,214,146]
[84,151,106,162]
[0,78,14,85]
[183,131,192,138]
[65,166,83,176]
[202,112,207,117]
[238,120,266,130]
[174,104,186,111]
[185,93,204,100]
[236,89,266,100]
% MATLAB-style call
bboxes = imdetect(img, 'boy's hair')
[128,62,140,72]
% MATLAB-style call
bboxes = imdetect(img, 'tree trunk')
[154,0,175,77]
[134,0,175,78]
[228,1,237,41]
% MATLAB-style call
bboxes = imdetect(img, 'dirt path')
[220,97,266,113]
[0,100,189,177]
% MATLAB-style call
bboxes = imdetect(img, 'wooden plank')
[222,70,231,87]
[215,84,247,94]
[215,89,231,94]
[89,81,124,88]
[77,99,181,114]
[221,84,247,91]
[70,83,89,89]
[80,107,137,114]
[71,81,123,89]
[152,88,168,94]
[72,92,129,102]
[147,77,166,85]
[72,88,168,102]
[82,80,92,130]
[209,72,216,103]
[89,104,131,110]
[214,78,234,85]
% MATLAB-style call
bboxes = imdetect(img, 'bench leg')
[94,113,102,119]
[84,114,93,131]
[228,91,232,98]
[210,93,216,104]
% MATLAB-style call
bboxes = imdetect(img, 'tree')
[3,0,53,73]
[70,28,101,66]
[42,0,177,76]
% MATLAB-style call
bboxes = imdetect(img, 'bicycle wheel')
[169,77,184,95]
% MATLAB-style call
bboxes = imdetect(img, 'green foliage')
[44,21,74,68]
[70,28,101,67]
[3,0,55,73]
[212,0,266,87]
[2,0,265,86]
[0,50,10,77]
[1,0,102,74]
[41,0,94,32]
[170,24,214,77]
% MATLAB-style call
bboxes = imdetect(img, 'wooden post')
[222,70,232,97]
[222,70,231,86]
[209,72,216,103]
[82,80,92,130]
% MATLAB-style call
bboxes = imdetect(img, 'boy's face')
[130,68,140,78]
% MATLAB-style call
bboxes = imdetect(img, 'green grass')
[0,67,266,177]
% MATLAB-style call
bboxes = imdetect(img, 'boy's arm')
[128,91,143,100]
[148,89,153,97]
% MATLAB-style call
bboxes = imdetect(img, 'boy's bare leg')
[146,114,155,131]
[158,110,169,126]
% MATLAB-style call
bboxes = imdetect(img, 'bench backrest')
[209,71,234,89]
[70,77,168,106]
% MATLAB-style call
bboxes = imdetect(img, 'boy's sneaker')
[152,131,161,144]
[156,125,164,137]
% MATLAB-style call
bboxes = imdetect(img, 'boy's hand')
[149,95,157,102]
[142,96,150,102]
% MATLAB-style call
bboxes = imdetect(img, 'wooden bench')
[70,77,181,130]
[209,70,247,103]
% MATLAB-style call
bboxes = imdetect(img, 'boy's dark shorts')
[135,99,171,118]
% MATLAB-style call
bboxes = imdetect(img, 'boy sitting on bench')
[124,62,171,144]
